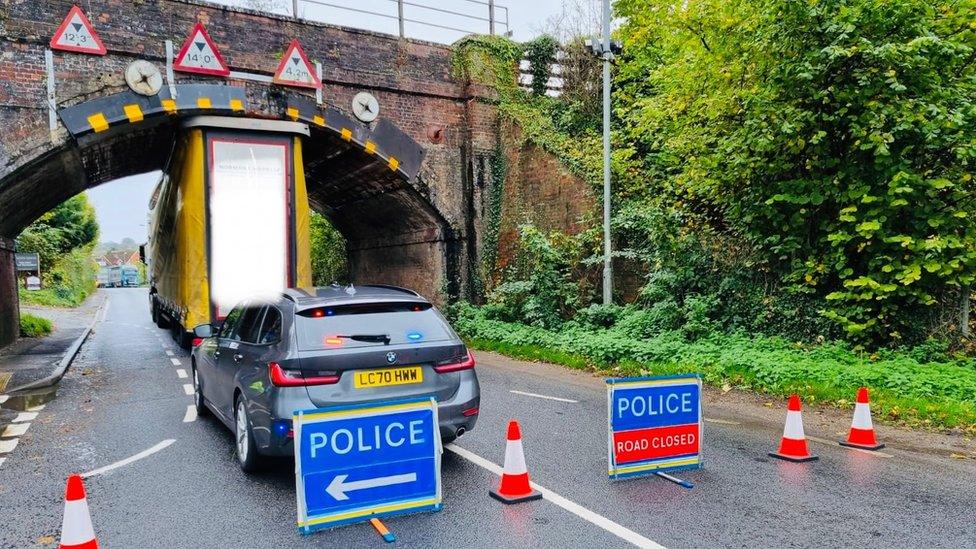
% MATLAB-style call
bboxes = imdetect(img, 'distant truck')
[98,265,140,287]
[97,266,122,288]
[120,265,140,287]
[146,117,312,348]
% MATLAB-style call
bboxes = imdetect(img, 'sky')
[86,0,570,244]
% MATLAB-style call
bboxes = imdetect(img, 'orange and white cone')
[839,387,885,450]
[59,474,98,549]
[768,394,818,463]
[489,420,542,504]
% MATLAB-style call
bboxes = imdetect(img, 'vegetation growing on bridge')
[450,0,976,430]
[455,0,976,349]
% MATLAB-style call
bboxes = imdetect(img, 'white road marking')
[176,369,188,379]
[165,350,174,356]
[81,439,176,478]
[12,412,37,422]
[509,390,579,403]
[0,439,18,454]
[182,384,194,395]
[0,395,8,404]
[806,435,893,458]
[170,358,182,366]
[2,423,30,437]
[446,445,665,549]
[704,417,740,426]
[183,405,197,423]
[0,457,5,467]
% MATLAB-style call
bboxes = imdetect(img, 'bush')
[20,246,97,307]
[453,302,976,432]
[19,313,52,337]
[484,225,584,329]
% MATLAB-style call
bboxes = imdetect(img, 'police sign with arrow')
[294,397,442,534]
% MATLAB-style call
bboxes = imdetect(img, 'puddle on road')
[0,385,58,413]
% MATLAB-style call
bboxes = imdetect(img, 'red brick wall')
[0,238,19,348]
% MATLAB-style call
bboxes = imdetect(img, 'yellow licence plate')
[353,366,423,389]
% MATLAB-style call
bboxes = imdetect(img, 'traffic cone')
[839,387,885,450]
[59,474,98,549]
[769,394,818,463]
[489,420,542,504]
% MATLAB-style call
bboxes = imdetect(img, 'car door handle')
[233,354,244,363]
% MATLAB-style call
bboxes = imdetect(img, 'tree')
[615,0,976,344]
[16,194,99,271]
[309,212,348,286]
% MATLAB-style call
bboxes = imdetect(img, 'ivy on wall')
[524,35,558,96]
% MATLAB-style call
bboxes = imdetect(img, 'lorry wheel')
[150,299,158,324]
[155,302,169,329]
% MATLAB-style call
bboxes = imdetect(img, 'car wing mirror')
[193,324,214,338]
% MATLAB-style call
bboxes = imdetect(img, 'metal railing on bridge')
[216,0,510,43]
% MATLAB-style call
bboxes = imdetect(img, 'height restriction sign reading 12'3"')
[607,374,703,480]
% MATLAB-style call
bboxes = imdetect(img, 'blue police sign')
[607,374,703,480]
[294,397,442,534]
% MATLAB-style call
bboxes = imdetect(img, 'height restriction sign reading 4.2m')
[607,374,703,480]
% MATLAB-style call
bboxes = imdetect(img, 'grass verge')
[19,313,53,338]
[456,306,976,436]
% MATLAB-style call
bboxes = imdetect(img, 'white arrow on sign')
[326,473,417,501]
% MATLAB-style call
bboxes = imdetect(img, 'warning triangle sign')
[273,39,321,90]
[174,23,230,76]
[49,5,106,55]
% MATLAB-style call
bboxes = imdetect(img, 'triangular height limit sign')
[174,23,230,76]
[273,39,321,89]
[50,5,107,55]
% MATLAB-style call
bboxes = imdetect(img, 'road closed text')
[607,376,703,477]
[612,423,700,464]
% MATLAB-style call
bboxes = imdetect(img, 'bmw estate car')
[190,285,480,471]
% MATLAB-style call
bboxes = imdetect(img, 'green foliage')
[479,146,507,293]
[524,35,559,96]
[615,0,976,344]
[21,246,98,307]
[18,313,52,338]
[309,212,348,286]
[16,194,98,272]
[453,303,976,432]
[483,225,585,329]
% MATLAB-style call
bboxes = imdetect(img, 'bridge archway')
[0,84,456,311]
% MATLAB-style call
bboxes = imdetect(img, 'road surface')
[1,288,974,548]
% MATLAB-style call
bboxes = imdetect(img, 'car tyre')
[192,366,209,417]
[235,397,265,473]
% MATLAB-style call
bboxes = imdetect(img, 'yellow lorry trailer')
[146,117,312,347]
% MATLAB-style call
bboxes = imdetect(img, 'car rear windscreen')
[295,302,455,351]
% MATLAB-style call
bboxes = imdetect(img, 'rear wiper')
[337,334,391,345]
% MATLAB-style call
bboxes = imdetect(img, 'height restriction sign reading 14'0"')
[607,374,703,480]
[173,23,230,76]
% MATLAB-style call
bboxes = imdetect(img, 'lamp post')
[585,5,621,305]
[600,0,615,305]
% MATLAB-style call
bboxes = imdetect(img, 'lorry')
[120,265,140,287]
[97,266,122,288]
[146,117,313,348]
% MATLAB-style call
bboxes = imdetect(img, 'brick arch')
[0,84,456,300]
[0,0,518,346]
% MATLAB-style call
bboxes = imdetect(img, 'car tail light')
[192,337,203,347]
[268,362,340,387]
[433,351,475,373]
[462,407,480,417]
